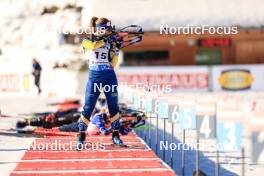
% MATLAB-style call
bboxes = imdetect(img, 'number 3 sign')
[217,122,242,151]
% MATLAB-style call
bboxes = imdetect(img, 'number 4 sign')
[197,115,216,139]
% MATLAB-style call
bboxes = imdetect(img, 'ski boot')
[112,130,124,146]
[76,131,86,150]
[76,115,89,150]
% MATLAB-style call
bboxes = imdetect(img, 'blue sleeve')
[92,114,107,133]
[98,122,107,133]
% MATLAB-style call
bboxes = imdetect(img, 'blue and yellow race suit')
[78,35,121,132]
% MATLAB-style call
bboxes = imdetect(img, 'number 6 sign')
[168,104,180,123]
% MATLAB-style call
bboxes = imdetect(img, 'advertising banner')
[0,66,35,96]
[212,65,264,91]
[116,66,209,92]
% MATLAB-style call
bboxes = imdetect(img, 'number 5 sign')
[179,107,196,130]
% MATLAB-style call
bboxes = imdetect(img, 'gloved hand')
[106,33,118,43]
[115,40,123,49]
[104,33,123,49]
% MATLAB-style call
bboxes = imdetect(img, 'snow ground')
[0,96,66,176]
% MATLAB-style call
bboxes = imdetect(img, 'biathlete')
[87,112,132,136]
[77,17,125,149]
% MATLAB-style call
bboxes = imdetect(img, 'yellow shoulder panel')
[110,55,119,68]
[82,39,105,50]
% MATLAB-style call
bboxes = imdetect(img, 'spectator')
[32,58,42,94]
